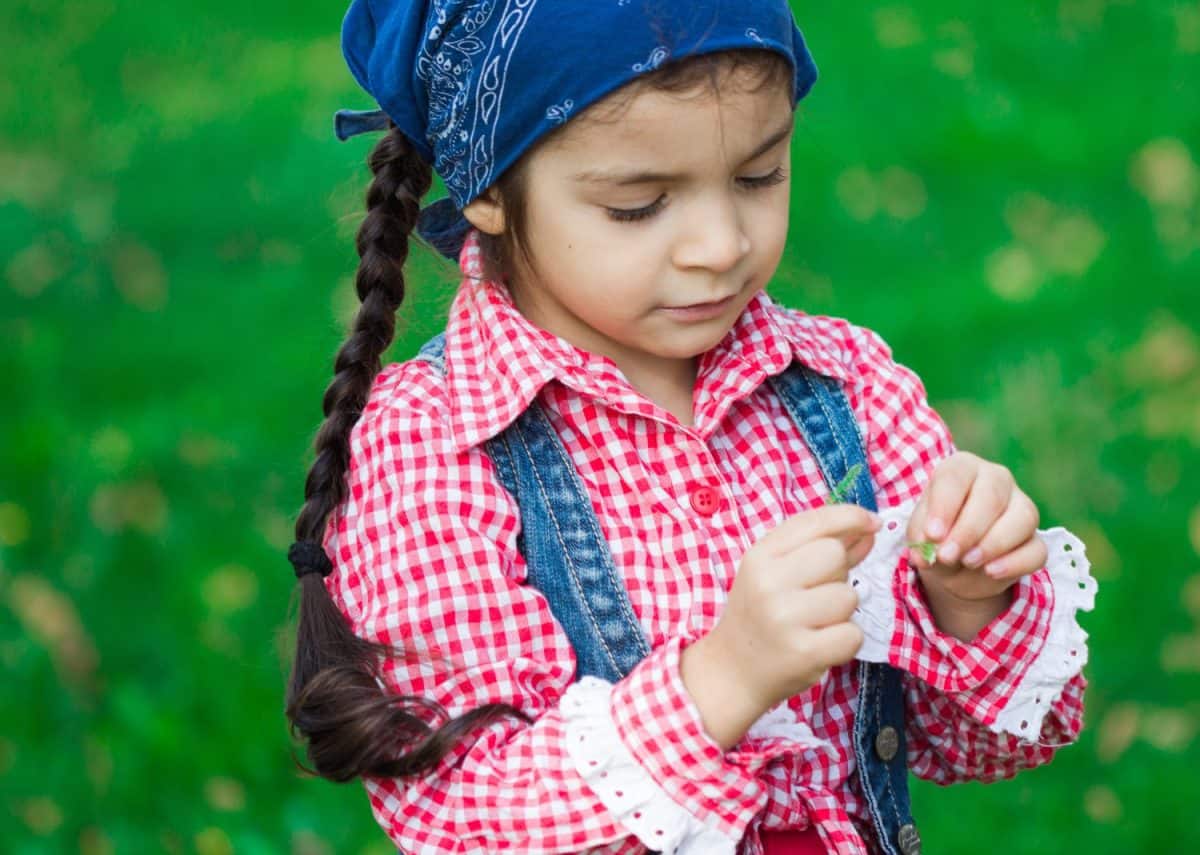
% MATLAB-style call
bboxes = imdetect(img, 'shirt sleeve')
[322,366,764,855]
[839,322,1095,782]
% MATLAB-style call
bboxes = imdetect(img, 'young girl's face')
[473,67,795,391]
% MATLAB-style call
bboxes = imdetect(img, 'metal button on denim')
[875,725,900,762]
[898,823,921,855]
[689,486,719,516]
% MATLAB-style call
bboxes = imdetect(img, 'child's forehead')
[551,83,794,160]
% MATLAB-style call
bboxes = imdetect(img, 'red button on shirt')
[689,485,720,516]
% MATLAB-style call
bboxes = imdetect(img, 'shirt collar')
[439,230,855,451]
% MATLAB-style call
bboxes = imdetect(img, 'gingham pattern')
[322,229,1087,854]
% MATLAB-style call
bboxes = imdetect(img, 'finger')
[766,504,881,558]
[809,621,865,670]
[789,581,859,628]
[984,534,1049,582]
[960,489,1040,569]
[919,453,979,543]
[792,537,851,588]
[843,532,876,568]
[940,464,1014,565]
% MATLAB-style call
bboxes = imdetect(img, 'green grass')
[2,1,1199,852]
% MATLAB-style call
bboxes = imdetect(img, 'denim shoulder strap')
[766,363,921,855]
[414,334,651,684]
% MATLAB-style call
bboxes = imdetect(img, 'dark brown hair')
[286,47,793,783]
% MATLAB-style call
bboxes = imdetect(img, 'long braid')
[285,125,527,782]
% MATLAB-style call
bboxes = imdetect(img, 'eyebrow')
[571,118,795,186]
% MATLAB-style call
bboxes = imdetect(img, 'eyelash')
[605,167,789,223]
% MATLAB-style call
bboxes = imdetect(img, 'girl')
[285,2,1098,854]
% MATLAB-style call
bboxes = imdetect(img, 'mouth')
[659,293,739,322]
[664,294,737,311]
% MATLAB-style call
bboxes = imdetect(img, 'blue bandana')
[336,1,818,261]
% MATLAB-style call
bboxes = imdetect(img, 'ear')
[462,190,506,235]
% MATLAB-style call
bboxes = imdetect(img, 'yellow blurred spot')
[1083,785,1122,824]
[1124,312,1200,385]
[108,239,168,312]
[873,7,924,48]
[7,574,98,685]
[1140,709,1197,752]
[1161,633,1200,673]
[6,240,69,298]
[20,797,63,835]
[879,167,927,221]
[292,830,333,855]
[1004,193,1057,245]
[1131,138,1198,209]
[985,244,1042,301]
[1096,703,1139,763]
[178,433,239,467]
[0,149,65,208]
[836,167,879,222]
[261,239,303,266]
[933,21,975,78]
[89,480,168,535]
[0,502,31,546]
[195,828,234,855]
[79,826,114,855]
[71,184,116,245]
[1070,522,1120,579]
[205,776,246,812]
[256,506,295,551]
[90,426,132,472]
[1041,212,1106,277]
[1177,5,1200,53]
[203,564,259,614]
[1002,193,1106,279]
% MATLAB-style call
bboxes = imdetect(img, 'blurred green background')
[2,1,1198,852]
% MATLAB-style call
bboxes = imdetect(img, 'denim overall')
[416,334,920,855]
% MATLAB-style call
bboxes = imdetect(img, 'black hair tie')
[289,540,333,580]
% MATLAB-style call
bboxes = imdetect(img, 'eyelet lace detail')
[562,676,740,855]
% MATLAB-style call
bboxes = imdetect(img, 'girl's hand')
[681,504,880,748]
[906,452,1047,635]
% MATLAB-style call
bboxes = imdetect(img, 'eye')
[738,166,788,189]
[606,195,668,223]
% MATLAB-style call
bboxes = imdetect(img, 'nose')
[672,192,752,274]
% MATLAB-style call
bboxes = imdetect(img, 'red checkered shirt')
[323,230,1091,854]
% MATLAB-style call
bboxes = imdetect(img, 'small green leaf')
[827,462,865,504]
[907,541,939,564]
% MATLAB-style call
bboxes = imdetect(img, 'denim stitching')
[507,409,627,678]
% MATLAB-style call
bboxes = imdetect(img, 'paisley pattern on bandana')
[417,0,540,203]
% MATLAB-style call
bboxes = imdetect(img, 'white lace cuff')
[562,676,741,855]
[848,500,1099,739]
[990,526,1097,740]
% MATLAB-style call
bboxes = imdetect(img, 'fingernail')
[938,541,960,564]
[963,548,983,568]
[927,518,946,539]
[985,560,1005,577]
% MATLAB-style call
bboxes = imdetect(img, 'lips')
[665,295,735,310]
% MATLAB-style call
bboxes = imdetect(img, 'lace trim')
[561,676,740,855]
[848,501,1098,742]
[990,525,1097,742]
